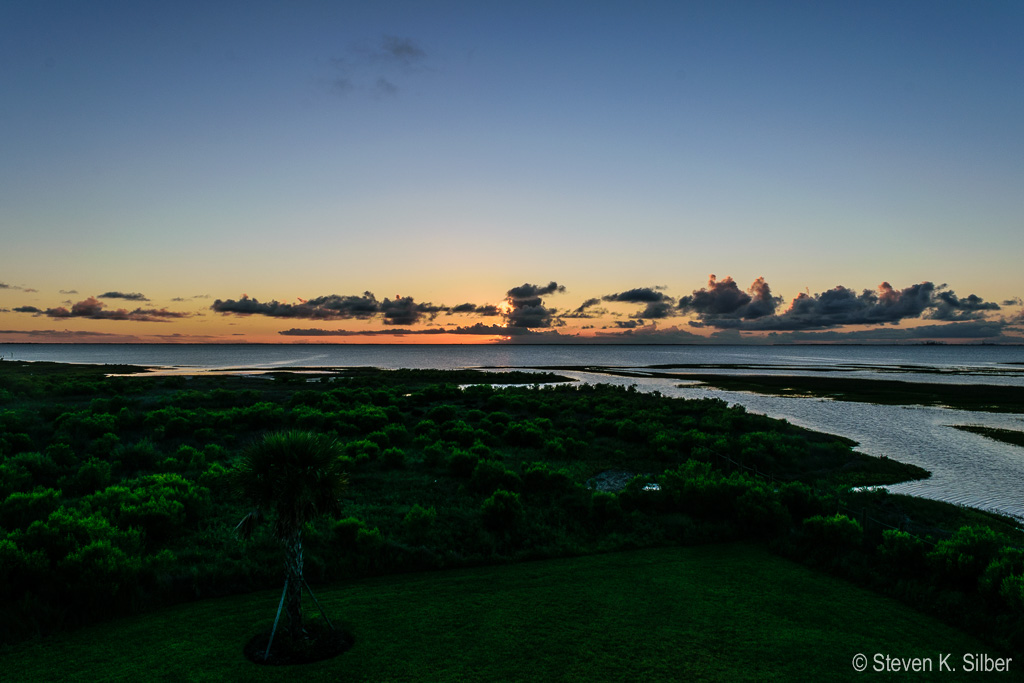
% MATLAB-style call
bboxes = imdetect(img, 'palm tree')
[232,430,348,645]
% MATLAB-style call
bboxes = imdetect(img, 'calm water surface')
[3,344,1023,519]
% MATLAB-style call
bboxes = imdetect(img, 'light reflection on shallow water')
[550,371,1024,521]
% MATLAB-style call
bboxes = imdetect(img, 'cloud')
[450,303,500,316]
[678,275,780,323]
[602,287,678,320]
[603,287,669,304]
[329,35,428,97]
[1001,297,1022,307]
[504,281,565,328]
[768,320,1010,342]
[375,77,398,95]
[13,306,42,313]
[59,289,78,295]
[212,292,449,325]
[35,296,190,322]
[591,324,707,343]
[926,289,1001,321]
[379,296,447,325]
[0,282,33,292]
[278,323,536,337]
[0,283,8,289]
[677,278,999,332]
[99,291,149,302]
[381,35,427,65]
[0,329,130,339]
[212,293,381,319]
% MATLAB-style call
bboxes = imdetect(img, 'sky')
[1,0,1023,344]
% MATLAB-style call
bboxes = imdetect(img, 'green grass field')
[4,543,1007,682]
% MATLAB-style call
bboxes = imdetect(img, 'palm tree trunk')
[284,527,304,637]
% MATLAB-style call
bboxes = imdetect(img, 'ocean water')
[3,343,1024,519]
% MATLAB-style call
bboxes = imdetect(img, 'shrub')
[381,447,406,469]
[402,504,437,541]
[928,525,1004,591]
[877,530,930,578]
[980,547,1024,603]
[503,422,544,448]
[0,488,62,530]
[446,450,478,478]
[521,463,573,495]
[343,439,381,462]
[735,486,790,537]
[469,461,521,494]
[481,489,522,532]
[589,491,623,526]
[801,514,863,552]
[332,517,367,551]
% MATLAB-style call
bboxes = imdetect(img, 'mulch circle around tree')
[243,621,354,666]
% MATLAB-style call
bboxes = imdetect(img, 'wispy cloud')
[328,34,429,97]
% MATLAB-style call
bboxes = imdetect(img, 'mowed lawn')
[4,543,1006,682]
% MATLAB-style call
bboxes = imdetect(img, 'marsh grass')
[951,425,1024,449]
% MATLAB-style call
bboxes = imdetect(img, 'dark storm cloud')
[503,281,566,329]
[99,291,150,302]
[926,289,1001,321]
[677,275,780,321]
[38,297,190,322]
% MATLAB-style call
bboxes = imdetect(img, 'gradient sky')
[2,1,1022,344]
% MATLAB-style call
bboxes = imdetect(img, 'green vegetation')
[2,544,999,682]
[232,430,350,657]
[666,373,1024,412]
[952,425,1024,448]
[1,359,1022,666]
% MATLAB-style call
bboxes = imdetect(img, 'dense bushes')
[0,362,1019,652]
